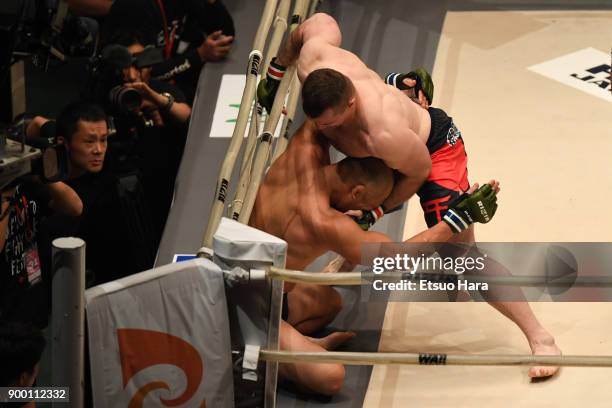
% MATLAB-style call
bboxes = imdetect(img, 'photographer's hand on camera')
[126,81,191,124]
[125,81,164,126]
[139,98,164,127]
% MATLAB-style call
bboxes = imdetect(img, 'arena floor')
[365,302,612,407]
[367,10,612,408]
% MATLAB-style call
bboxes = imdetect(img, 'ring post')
[203,0,279,248]
[51,237,86,408]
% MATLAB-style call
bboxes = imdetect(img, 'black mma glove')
[384,68,434,105]
[443,184,498,233]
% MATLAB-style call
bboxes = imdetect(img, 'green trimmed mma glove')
[443,184,498,233]
[351,206,385,231]
[384,68,434,105]
[257,57,286,113]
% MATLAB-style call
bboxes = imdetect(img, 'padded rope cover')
[213,217,287,407]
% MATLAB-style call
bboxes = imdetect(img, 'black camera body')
[87,44,163,115]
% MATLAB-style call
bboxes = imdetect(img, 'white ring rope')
[260,350,612,367]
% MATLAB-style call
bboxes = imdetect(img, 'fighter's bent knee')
[318,364,345,396]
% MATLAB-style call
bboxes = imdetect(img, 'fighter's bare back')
[250,122,341,270]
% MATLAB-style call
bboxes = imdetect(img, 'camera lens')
[109,85,142,113]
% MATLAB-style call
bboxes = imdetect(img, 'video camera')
[0,119,68,190]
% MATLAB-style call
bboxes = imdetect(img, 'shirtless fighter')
[258,13,560,378]
[250,120,499,395]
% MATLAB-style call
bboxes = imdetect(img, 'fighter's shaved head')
[337,157,394,204]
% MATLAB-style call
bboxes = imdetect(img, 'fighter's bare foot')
[307,331,356,350]
[529,335,562,378]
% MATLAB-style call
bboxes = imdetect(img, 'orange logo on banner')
[117,328,206,408]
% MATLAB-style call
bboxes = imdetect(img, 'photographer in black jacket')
[24,101,153,285]
[102,0,235,102]
[106,29,191,246]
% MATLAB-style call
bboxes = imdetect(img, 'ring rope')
[202,0,280,247]
[259,350,612,367]
[266,266,612,287]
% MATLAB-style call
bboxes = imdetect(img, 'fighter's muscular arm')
[276,13,341,72]
[375,127,432,211]
[317,210,453,265]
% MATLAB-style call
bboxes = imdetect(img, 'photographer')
[26,101,148,285]
[56,101,147,284]
[101,29,190,245]
[0,164,82,327]
[102,0,235,102]
[117,33,192,126]
[25,102,109,178]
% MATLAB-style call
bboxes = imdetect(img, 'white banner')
[85,260,234,408]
